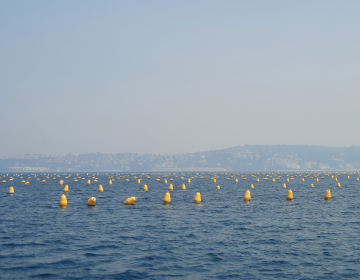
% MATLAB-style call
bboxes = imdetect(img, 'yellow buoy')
[188,178,191,184]
[143,184,148,191]
[9,186,14,194]
[337,182,341,187]
[235,178,238,183]
[169,183,173,190]
[60,194,67,207]
[87,179,91,185]
[99,185,103,192]
[24,182,29,186]
[316,178,319,182]
[272,178,275,182]
[250,184,254,189]
[163,192,171,204]
[244,190,251,201]
[286,189,293,200]
[286,178,289,182]
[256,178,260,182]
[213,178,216,183]
[194,192,201,203]
[124,197,137,205]
[63,185,69,192]
[137,179,141,184]
[59,180,64,185]
[217,185,220,189]
[164,179,167,184]
[87,197,96,206]
[324,189,331,200]
[283,183,286,188]
[109,180,112,185]
[302,178,305,182]
[310,183,314,188]
[182,183,186,190]
[357,177,359,181]
[335,178,338,182]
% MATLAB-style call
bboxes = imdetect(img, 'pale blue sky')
[1,1,360,157]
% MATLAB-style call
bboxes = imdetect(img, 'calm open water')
[1,173,360,279]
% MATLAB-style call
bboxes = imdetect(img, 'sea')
[1,172,360,279]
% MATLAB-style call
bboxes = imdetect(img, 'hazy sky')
[1,1,360,157]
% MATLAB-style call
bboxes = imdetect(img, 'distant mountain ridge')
[1,145,360,172]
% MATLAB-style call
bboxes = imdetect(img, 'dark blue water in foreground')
[1,173,360,279]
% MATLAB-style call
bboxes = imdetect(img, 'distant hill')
[1,145,360,172]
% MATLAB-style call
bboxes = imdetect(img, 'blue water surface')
[1,173,360,279]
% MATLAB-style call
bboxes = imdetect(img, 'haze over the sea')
[1,1,360,157]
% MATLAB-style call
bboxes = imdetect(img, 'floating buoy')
[99,185,103,192]
[283,183,286,188]
[357,177,359,181]
[164,179,167,184]
[235,178,238,183]
[143,184,148,191]
[217,185,220,189]
[316,178,319,182]
[286,189,293,200]
[182,183,186,190]
[137,179,141,184]
[124,197,137,205]
[60,194,67,207]
[302,178,305,182]
[337,182,341,187]
[310,183,314,188]
[24,182,29,186]
[335,178,338,182]
[59,180,64,185]
[9,186,14,194]
[324,189,331,200]
[87,197,96,206]
[169,183,173,190]
[250,184,254,189]
[244,190,251,201]
[109,180,112,185]
[63,185,69,192]
[194,192,201,203]
[163,192,171,203]
[188,178,191,184]
[286,178,289,182]
[256,178,260,182]
[87,179,91,185]
[213,178,216,183]
[41,180,46,183]
[272,178,275,182]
